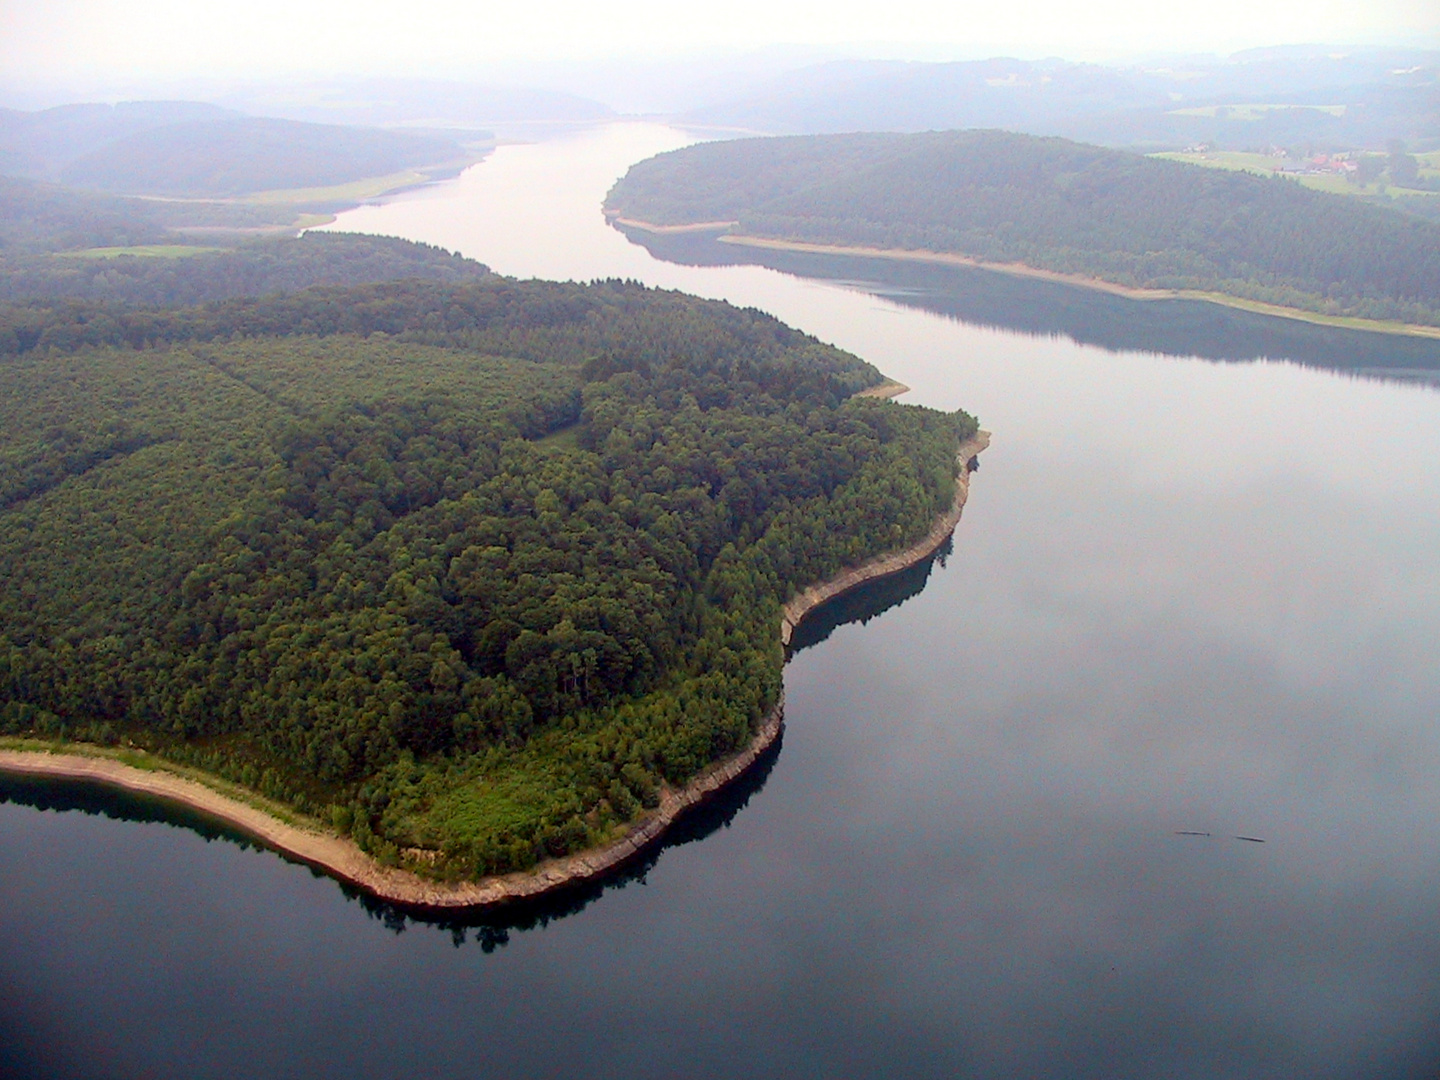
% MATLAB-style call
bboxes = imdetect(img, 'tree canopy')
[606,130,1440,326]
[0,274,976,880]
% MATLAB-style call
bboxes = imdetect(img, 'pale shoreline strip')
[714,235,1440,341]
[608,215,1440,341]
[607,214,740,234]
[0,430,989,910]
[853,379,911,399]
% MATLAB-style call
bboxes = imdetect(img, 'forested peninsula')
[0,261,979,893]
[604,130,1440,329]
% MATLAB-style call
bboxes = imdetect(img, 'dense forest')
[0,174,169,252]
[0,232,493,306]
[605,130,1440,326]
[0,274,976,879]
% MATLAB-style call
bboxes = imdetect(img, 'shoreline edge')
[0,430,990,911]
[606,214,1440,341]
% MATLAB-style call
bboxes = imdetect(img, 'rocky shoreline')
[0,430,989,911]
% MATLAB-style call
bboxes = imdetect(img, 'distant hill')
[57,117,462,197]
[0,101,235,178]
[0,104,468,197]
[606,130,1440,326]
[215,77,615,130]
[685,58,1169,137]
[683,50,1440,153]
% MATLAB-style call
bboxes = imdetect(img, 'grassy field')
[58,244,226,259]
[1174,289,1440,339]
[1152,150,1440,203]
[128,152,488,234]
[242,167,443,206]
[531,423,584,453]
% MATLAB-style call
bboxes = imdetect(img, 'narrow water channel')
[4,123,1440,1080]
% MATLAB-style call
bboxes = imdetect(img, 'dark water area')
[0,729,784,948]
[786,537,951,654]
[621,225,1440,378]
[6,123,1440,1079]
[0,772,262,849]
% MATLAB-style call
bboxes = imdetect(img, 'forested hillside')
[2,104,466,197]
[606,130,1440,326]
[0,176,496,304]
[0,175,168,253]
[0,232,492,305]
[58,117,462,197]
[0,276,976,878]
[0,101,234,179]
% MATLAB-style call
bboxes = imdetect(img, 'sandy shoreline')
[0,430,988,911]
[607,214,739,234]
[854,378,911,399]
[716,235,1440,340]
[609,216,1440,341]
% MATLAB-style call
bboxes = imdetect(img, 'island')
[0,266,984,907]
[603,129,1440,336]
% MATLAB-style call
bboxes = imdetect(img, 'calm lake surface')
[6,123,1440,1079]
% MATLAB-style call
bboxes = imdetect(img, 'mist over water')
[5,123,1440,1079]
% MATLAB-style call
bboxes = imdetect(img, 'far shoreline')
[606,214,1440,341]
[719,236,1440,341]
[0,430,989,912]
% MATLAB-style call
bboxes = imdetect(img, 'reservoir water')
[6,123,1440,1079]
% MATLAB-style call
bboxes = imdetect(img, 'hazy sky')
[3,0,1437,89]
